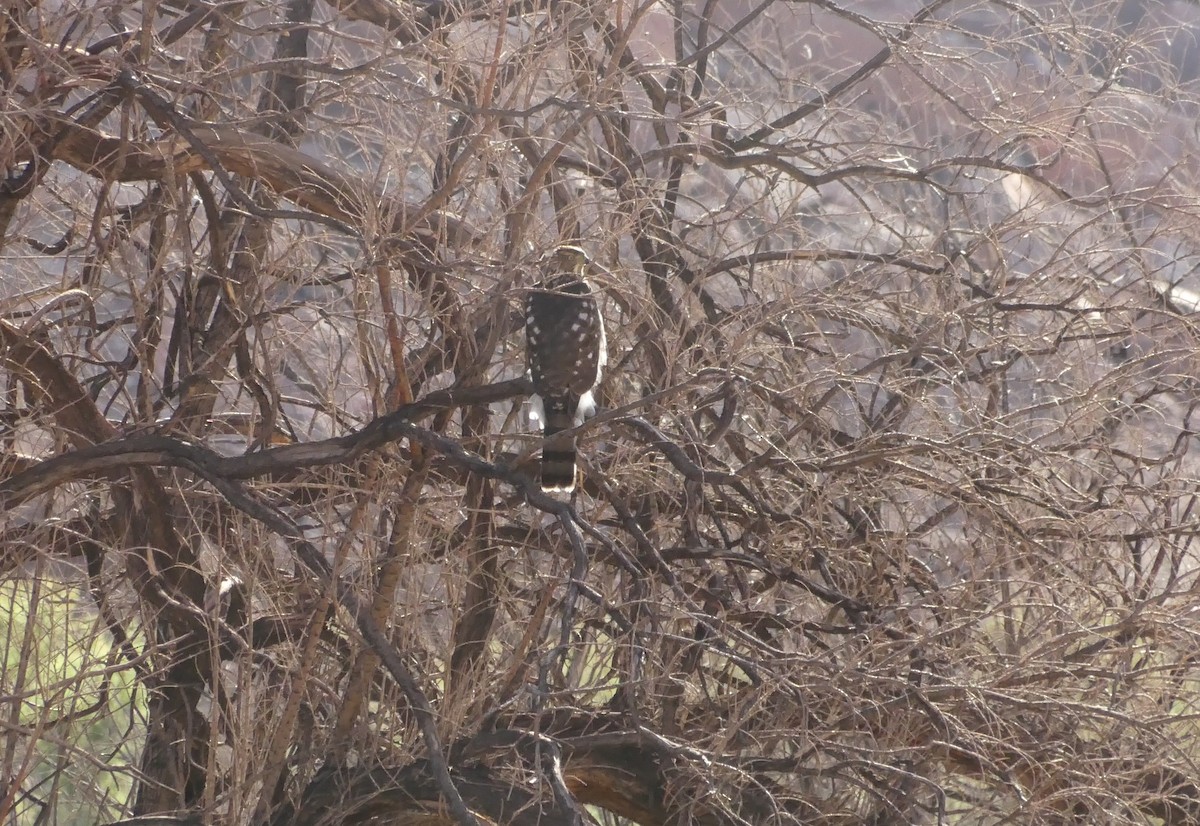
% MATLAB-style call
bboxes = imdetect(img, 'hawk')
[525,246,607,492]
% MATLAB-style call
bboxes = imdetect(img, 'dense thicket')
[4,0,1200,823]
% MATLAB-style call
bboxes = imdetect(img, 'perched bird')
[525,246,607,492]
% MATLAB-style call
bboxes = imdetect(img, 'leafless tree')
[4,0,1200,823]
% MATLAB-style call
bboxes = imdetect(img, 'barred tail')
[541,399,578,492]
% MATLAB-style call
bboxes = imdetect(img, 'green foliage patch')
[0,578,145,825]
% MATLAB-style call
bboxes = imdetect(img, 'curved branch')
[45,95,475,246]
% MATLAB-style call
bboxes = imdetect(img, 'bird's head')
[552,244,590,275]
[535,245,593,294]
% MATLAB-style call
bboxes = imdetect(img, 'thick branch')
[46,112,473,245]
